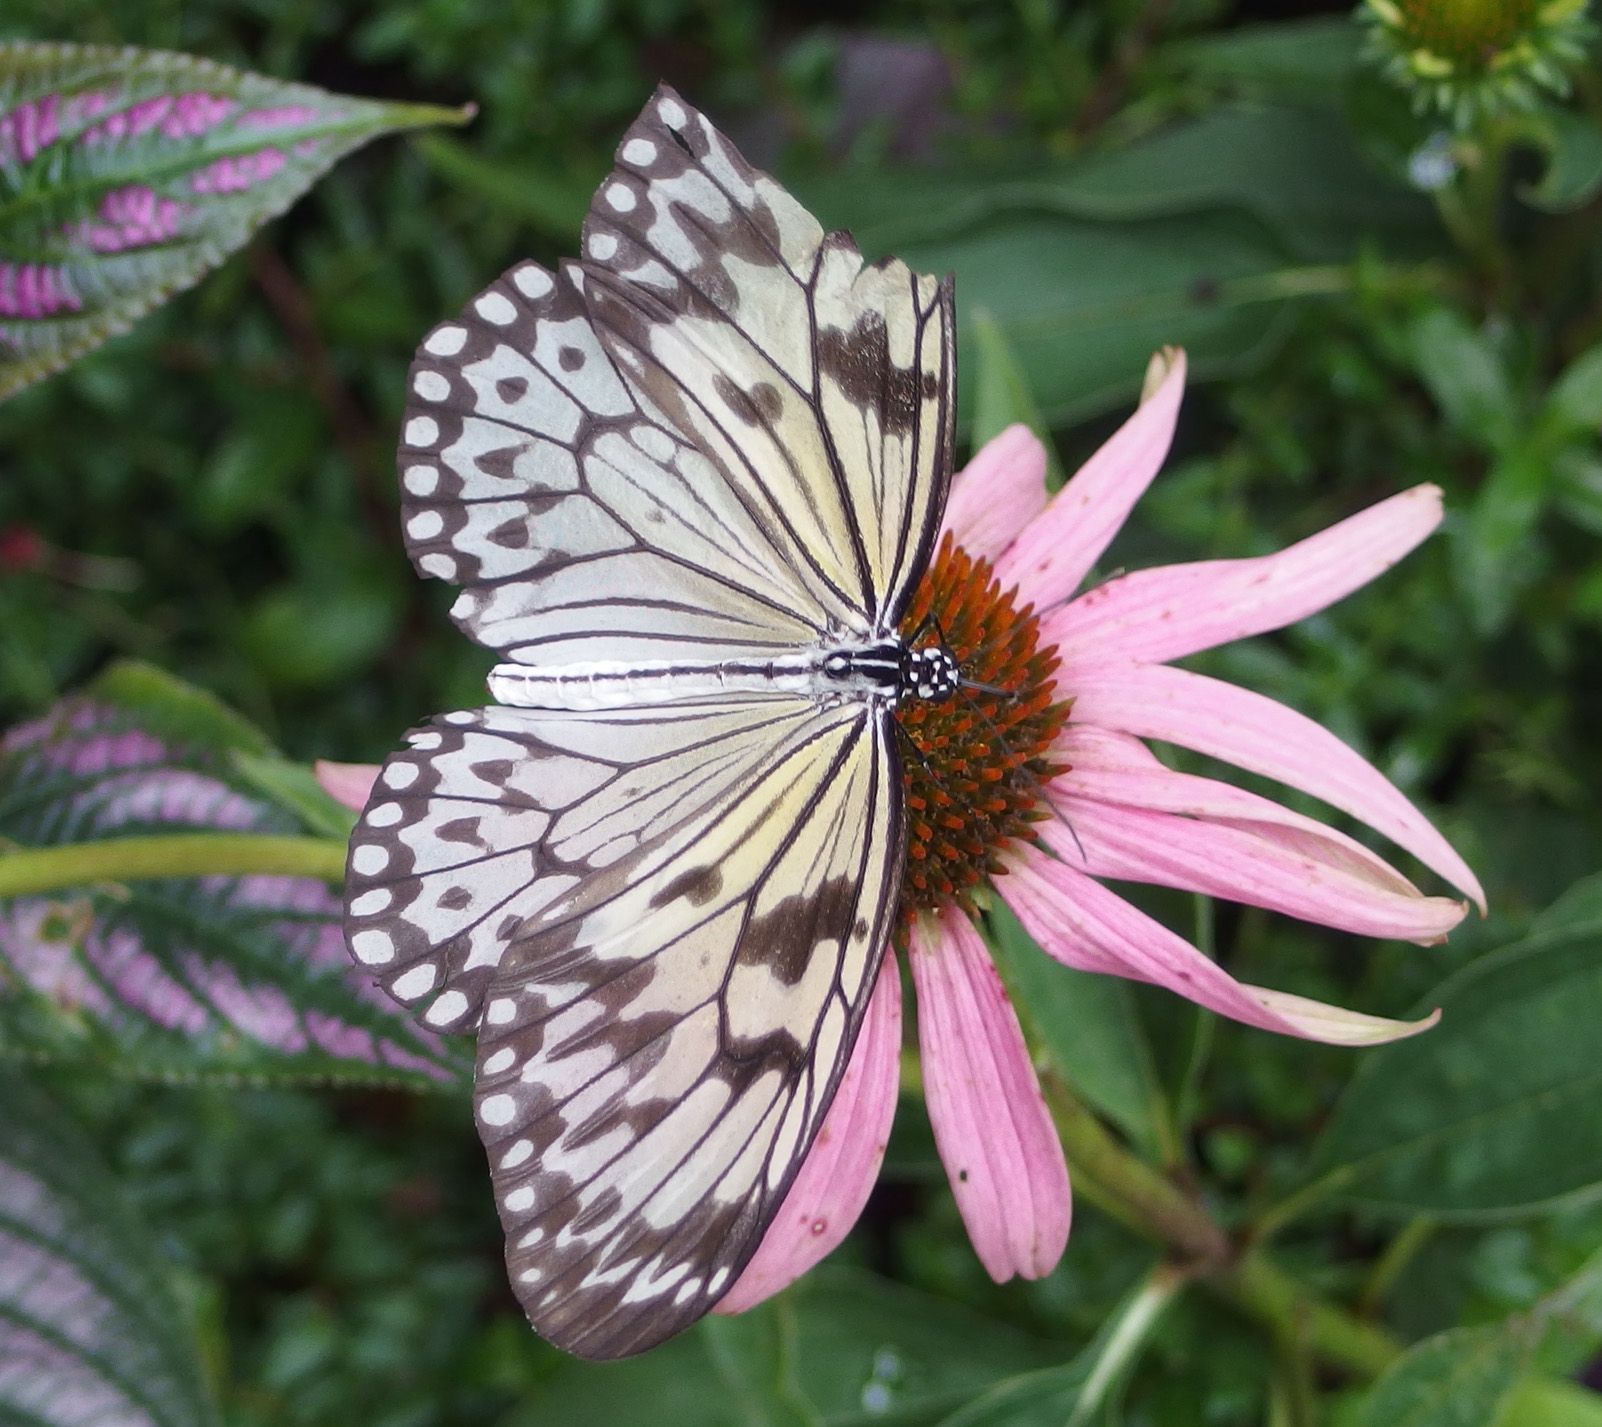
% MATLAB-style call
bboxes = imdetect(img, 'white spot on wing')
[513,266,552,299]
[425,989,469,1025]
[351,844,388,875]
[391,963,437,999]
[351,929,394,964]
[424,324,466,356]
[476,291,517,325]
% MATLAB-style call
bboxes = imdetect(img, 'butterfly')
[343,85,955,1359]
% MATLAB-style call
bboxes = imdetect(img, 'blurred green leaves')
[506,1269,1061,1427]
[801,103,1434,427]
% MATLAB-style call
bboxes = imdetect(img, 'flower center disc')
[896,533,1070,914]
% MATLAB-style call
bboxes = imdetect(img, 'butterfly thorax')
[486,638,959,712]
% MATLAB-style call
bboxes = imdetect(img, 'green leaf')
[989,900,1169,1159]
[229,750,358,840]
[1501,1379,1602,1427]
[923,208,1302,431]
[0,1066,221,1427]
[1358,1323,1532,1427]
[1521,109,1602,214]
[0,41,470,398]
[1173,18,1362,100]
[1409,308,1519,450]
[0,689,465,1088]
[85,658,271,757]
[1544,341,1602,437]
[1453,446,1553,637]
[701,1306,820,1427]
[1310,872,1602,1218]
[967,306,1064,484]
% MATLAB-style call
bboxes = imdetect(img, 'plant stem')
[0,835,349,897]
[1041,1071,1404,1381]
[1217,1253,1401,1381]
[1042,1069,1230,1265]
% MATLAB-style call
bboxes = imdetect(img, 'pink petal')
[1067,662,1486,913]
[1058,725,1422,898]
[1044,485,1444,665]
[1002,847,1439,1045]
[941,424,1050,562]
[714,956,902,1314]
[993,347,1185,607]
[908,911,1070,1282]
[314,759,379,812]
[1043,792,1464,943]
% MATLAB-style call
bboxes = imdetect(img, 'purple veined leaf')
[0,694,468,1088]
[0,41,472,398]
[0,1069,220,1427]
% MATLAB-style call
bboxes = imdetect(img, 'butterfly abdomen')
[485,640,940,710]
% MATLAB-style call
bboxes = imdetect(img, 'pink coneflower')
[711,345,1483,1313]
[318,345,1482,1317]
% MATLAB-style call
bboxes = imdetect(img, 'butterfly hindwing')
[346,698,902,1357]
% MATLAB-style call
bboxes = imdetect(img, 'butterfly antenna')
[957,674,1016,698]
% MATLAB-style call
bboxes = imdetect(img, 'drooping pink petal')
[993,347,1185,607]
[1001,847,1439,1045]
[1057,725,1423,898]
[315,759,379,812]
[908,910,1070,1282]
[715,956,903,1315]
[1067,662,1487,912]
[1042,793,1464,942]
[941,424,1050,562]
[1044,485,1444,666]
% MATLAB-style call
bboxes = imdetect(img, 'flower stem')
[1040,1070,1403,1381]
[1217,1253,1401,1381]
[0,835,349,897]
[1042,1070,1230,1265]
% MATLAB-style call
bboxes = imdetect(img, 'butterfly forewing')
[347,83,956,1357]
[581,90,955,626]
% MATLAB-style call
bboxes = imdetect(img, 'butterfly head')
[901,644,961,702]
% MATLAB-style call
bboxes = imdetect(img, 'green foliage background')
[2,2,1602,1424]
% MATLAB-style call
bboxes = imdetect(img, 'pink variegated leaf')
[0,42,470,397]
[0,680,464,1087]
[0,1070,220,1427]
